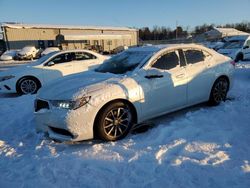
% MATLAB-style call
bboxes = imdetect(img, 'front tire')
[95,102,134,141]
[209,77,229,106]
[17,77,40,95]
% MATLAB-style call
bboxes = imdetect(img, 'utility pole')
[176,20,178,39]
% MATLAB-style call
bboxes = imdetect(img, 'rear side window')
[184,50,205,64]
[74,52,97,61]
[51,53,74,64]
[152,51,179,70]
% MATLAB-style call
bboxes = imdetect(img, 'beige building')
[0,23,139,53]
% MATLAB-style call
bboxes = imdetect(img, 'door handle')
[176,73,184,78]
[145,75,164,79]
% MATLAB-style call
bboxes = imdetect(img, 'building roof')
[205,27,249,38]
[0,23,138,32]
[61,34,132,41]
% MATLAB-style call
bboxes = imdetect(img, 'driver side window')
[152,51,179,70]
[246,40,250,46]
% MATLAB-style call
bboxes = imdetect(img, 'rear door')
[184,49,212,105]
[73,52,101,73]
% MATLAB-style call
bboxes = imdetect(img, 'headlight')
[50,96,91,110]
[0,75,15,82]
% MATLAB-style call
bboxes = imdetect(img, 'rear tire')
[95,102,134,141]
[17,77,41,95]
[208,77,229,106]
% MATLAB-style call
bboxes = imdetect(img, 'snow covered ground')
[0,61,250,188]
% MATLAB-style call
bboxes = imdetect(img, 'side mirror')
[47,61,55,66]
[243,46,249,49]
[144,69,164,79]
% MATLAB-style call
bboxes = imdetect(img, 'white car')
[0,50,108,94]
[17,46,40,60]
[0,50,19,61]
[34,44,235,142]
[217,35,250,62]
[41,47,60,56]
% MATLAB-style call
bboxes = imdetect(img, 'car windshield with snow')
[222,40,245,49]
[96,51,151,74]
[34,44,235,142]
[217,35,250,62]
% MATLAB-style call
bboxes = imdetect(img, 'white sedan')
[0,50,19,61]
[0,50,108,94]
[34,44,235,142]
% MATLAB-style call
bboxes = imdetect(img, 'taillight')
[230,61,236,67]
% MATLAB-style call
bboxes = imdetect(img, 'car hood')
[37,71,121,100]
[218,48,239,54]
[218,48,240,58]
[0,54,13,60]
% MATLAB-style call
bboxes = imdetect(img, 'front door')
[42,52,75,83]
[139,50,188,119]
[73,52,101,73]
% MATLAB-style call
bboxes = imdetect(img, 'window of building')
[48,40,54,47]
[107,40,112,45]
[152,51,179,70]
[38,40,45,49]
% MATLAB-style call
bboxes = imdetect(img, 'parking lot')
[0,60,250,187]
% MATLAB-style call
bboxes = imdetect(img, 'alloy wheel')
[103,107,132,139]
[20,79,37,94]
[212,79,228,103]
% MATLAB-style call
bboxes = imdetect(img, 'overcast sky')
[0,0,250,29]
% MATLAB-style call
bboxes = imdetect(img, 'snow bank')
[0,62,250,187]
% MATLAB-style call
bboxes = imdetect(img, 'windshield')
[222,40,245,49]
[30,51,58,66]
[95,51,152,74]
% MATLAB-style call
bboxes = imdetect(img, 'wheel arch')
[215,75,230,90]
[93,98,138,138]
[209,74,230,98]
[16,75,42,93]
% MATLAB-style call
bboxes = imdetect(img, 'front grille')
[34,99,49,112]
[49,126,74,138]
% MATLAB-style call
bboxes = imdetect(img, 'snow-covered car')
[16,46,39,60]
[0,50,108,94]
[41,47,60,56]
[34,44,235,142]
[217,35,250,62]
[0,50,19,61]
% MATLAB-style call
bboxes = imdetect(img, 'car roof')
[53,49,103,57]
[127,43,209,53]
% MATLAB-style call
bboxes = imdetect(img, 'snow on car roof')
[1,23,137,31]
[127,43,206,53]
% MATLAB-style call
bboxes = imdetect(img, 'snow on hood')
[37,71,120,100]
